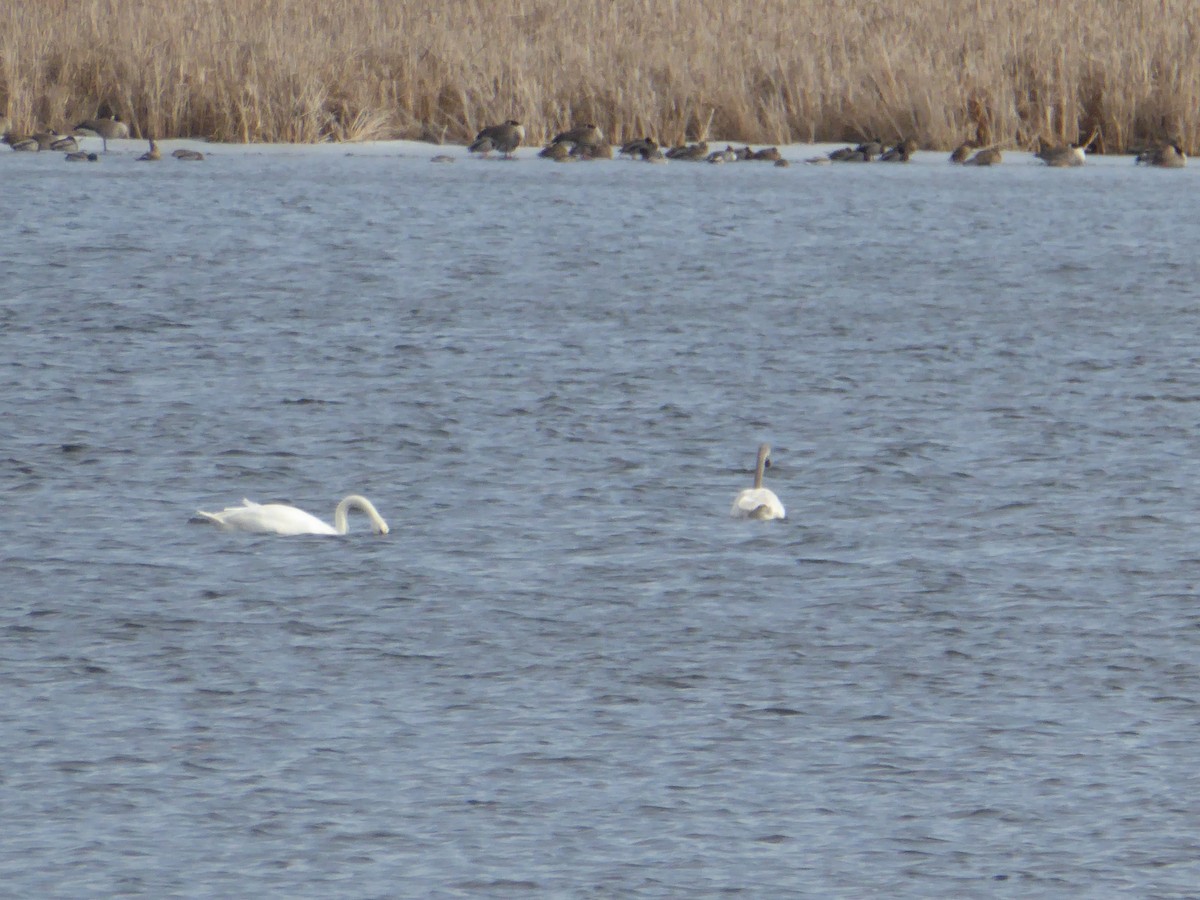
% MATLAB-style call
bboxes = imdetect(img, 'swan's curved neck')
[333,495,388,534]
[754,444,771,489]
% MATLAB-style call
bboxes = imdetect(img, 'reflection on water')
[2,144,1199,896]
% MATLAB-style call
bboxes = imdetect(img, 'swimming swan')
[730,444,786,521]
[197,495,389,536]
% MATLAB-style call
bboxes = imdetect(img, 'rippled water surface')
[3,141,1200,897]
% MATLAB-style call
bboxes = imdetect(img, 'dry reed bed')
[1,0,1197,151]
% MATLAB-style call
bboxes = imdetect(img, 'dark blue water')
[2,142,1199,896]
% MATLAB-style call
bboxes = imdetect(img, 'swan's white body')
[732,487,786,520]
[197,495,389,536]
[731,444,786,521]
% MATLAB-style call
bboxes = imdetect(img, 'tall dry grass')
[1,0,1197,151]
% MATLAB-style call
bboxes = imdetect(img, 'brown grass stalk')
[1,0,1197,152]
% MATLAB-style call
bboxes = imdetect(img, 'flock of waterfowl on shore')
[1,114,205,161]
[458,119,1189,168]
[1,111,1189,168]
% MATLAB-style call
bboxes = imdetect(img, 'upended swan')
[197,495,389,536]
[730,444,786,521]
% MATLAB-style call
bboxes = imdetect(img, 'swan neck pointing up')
[754,443,771,490]
[333,494,389,535]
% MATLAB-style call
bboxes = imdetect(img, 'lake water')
[3,139,1199,897]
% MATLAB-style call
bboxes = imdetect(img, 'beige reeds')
[0,0,1197,151]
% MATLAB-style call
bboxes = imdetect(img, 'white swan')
[197,495,389,536]
[730,444,786,520]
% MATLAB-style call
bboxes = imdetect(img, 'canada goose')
[137,138,161,161]
[619,136,659,160]
[730,444,786,521]
[949,141,974,163]
[33,130,64,150]
[750,146,781,161]
[4,133,39,151]
[829,147,869,162]
[468,120,524,158]
[65,151,100,162]
[197,495,389,536]
[172,148,205,161]
[539,141,572,160]
[551,123,603,148]
[828,138,884,162]
[3,129,60,151]
[827,139,881,162]
[570,141,613,160]
[857,138,885,158]
[74,115,129,152]
[964,146,1002,166]
[879,139,916,162]
[1034,140,1079,167]
[1156,143,1186,167]
[1135,142,1186,168]
[1036,129,1097,167]
[666,140,708,161]
[619,136,652,155]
